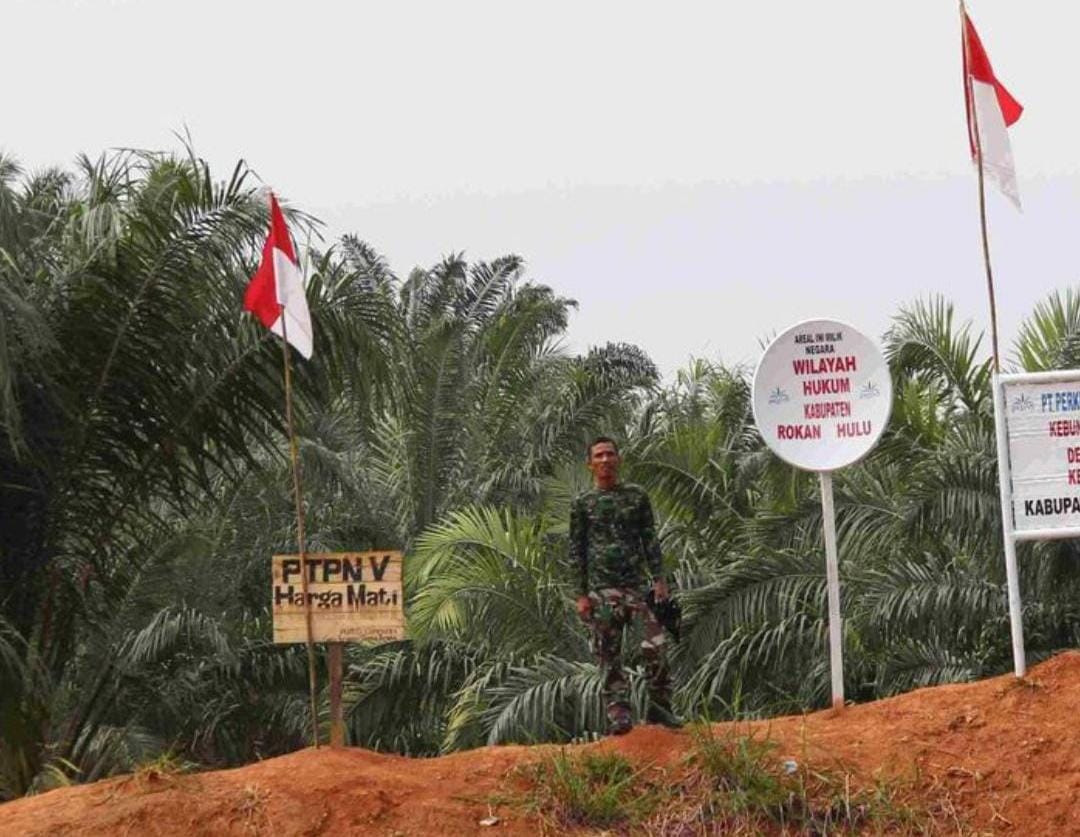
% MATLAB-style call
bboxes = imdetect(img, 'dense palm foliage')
[4,145,1080,799]
[0,148,653,796]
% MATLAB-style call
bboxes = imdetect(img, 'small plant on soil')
[515,729,967,834]
[519,749,663,830]
[131,751,197,788]
[230,783,272,834]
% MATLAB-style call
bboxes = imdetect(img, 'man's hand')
[652,578,669,603]
[576,595,592,620]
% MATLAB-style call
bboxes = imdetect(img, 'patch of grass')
[519,749,662,830]
[135,751,197,777]
[131,751,197,790]
[690,723,784,814]
[512,727,967,835]
[25,758,80,795]
[679,723,954,835]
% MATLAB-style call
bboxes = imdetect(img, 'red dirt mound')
[4,651,1080,835]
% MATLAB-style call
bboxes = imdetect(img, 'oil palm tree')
[0,147,394,796]
[366,252,657,541]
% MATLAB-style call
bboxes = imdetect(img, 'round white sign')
[752,319,892,472]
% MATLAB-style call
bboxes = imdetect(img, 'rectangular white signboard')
[1002,379,1080,532]
[272,551,405,644]
[991,370,1080,679]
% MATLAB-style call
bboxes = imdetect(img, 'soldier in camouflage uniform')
[571,436,676,735]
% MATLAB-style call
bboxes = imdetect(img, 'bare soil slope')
[5,651,1080,835]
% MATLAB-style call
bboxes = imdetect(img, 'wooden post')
[328,642,345,746]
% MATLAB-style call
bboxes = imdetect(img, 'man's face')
[587,441,621,485]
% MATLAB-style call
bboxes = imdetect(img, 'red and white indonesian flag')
[243,194,314,358]
[963,13,1023,210]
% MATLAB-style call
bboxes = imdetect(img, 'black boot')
[645,699,682,729]
[607,702,633,736]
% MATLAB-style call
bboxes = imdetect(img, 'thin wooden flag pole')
[280,310,321,748]
[961,4,1027,680]
[960,0,1002,372]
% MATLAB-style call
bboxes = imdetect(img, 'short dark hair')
[586,435,620,459]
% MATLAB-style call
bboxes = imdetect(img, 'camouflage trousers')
[583,588,671,725]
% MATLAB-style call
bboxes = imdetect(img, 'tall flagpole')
[960,0,1002,371]
[280,307,321,748]
[961,7,1027,679]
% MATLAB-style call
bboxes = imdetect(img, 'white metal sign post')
[992,369,1080,677]
[753,319,892,709]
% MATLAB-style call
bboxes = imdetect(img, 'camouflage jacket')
[570,483,662,595]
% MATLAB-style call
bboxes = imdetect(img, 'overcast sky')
[5,0,1080,376]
